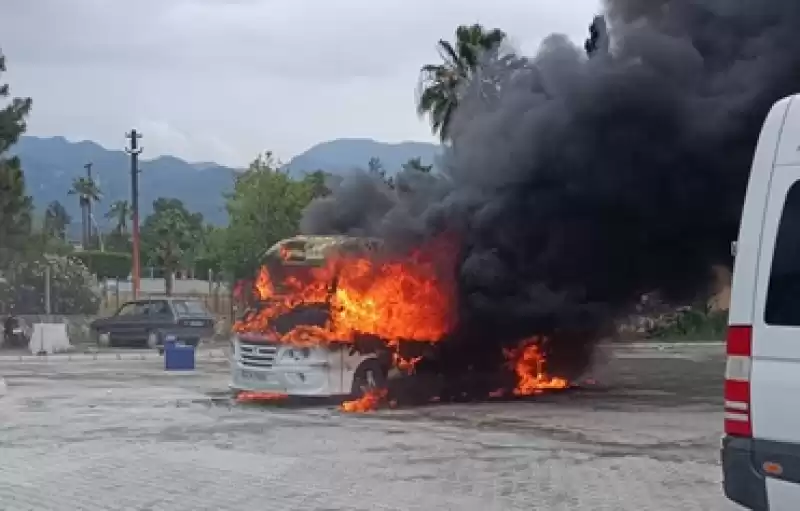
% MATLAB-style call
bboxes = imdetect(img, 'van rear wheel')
[350,360,387,399]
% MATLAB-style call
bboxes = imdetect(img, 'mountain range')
[10,136,441,230]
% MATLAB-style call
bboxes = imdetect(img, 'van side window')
[765,181,800,325]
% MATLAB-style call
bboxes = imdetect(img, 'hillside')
[283,138,441,177]
[11,136,236,228]
[12,136,442,231]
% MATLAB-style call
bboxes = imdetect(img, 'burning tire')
[350,359,387,399]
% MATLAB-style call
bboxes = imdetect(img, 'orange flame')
[341,388,388,413]
[504,338,570,396]
[393,352,423,374]
[234,237,457,348]
[235,391,289,403]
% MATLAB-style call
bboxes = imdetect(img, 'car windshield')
[267,261,328,296]
[172,301,208,315]
[261,240,375,298]
[117,302,146,316]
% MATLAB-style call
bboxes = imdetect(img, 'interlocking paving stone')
[0,347,737,510]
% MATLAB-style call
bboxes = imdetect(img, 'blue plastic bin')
[164,336,196,371]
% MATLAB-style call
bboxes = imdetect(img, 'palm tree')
[417,24,506,142]
[43,201,71,240]
[105,199,131,234]
[68,176,101,248]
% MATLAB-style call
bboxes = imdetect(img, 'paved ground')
[0,344,737,510]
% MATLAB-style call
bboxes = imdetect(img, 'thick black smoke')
[301,0,800,378]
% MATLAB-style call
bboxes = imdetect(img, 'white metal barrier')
[29,323,71,355]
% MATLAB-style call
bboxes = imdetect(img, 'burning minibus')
[229,234,568,407]
[229,235,440,400]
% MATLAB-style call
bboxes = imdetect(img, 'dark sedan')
[90,298,216,351]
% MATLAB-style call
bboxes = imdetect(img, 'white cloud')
[0,0,601,166]
[136,119,240,165]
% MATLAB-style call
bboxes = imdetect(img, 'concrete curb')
[0,349,228,363]
[599,341,724,348]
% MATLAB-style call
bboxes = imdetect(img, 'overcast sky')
[1,0,600,166]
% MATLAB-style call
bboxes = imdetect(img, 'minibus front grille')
[238,343,278,368]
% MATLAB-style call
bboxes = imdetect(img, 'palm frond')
[437,40,462,70]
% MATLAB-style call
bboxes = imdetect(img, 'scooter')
[2,316,29,348]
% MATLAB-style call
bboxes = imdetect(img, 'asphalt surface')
[0,344,736,510]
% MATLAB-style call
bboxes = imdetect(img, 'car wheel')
[146,331,159,350]
[350,359,387,399]
[97,331,111,348]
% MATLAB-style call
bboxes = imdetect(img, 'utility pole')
[125,130,143,299]
[44,265,51,317]
[84,162,93,248]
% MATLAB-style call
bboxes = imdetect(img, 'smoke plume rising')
[301,0,800,378]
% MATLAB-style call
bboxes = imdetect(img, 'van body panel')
[750,356,800,442]
[774,97,800,166]
[752,165,800,362]
[751,109,800,506]
[724,436,800,510]
[766,479,800,511]
[722,437,768,511]
[750,163,800,447]
[229,336,374,397]
[729,96,792,325]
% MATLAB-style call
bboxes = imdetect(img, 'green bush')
[70,251,131,279]
[194,256,222,279]
[648,305,728,341]
[0,255,101,314]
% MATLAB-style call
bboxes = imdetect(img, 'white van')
[229,236,396,399]
[723,94,800,510]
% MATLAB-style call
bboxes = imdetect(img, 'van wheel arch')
[350,359,388,399]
